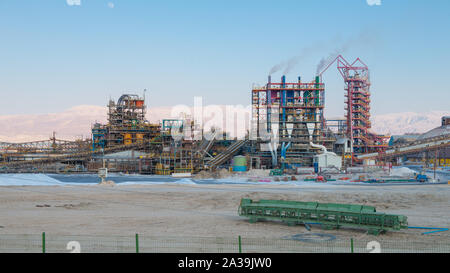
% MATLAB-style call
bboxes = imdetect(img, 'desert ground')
[0,182,449,246]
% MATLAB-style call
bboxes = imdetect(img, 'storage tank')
[124,133,132,145]
[232,156,247,172]
[136,133,144,143]
[135,100,144,107]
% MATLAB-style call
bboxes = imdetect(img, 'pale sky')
[0,0,449,118]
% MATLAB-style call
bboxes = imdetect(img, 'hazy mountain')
[0,105,448,143]
[370,111,449,135]
[0,105,107,143]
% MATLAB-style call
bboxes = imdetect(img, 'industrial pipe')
[408,226,449,235]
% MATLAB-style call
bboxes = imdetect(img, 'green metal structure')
[238,199,408,235]
[269,169,283,176]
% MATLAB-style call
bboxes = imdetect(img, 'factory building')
[404,116,450,166]
[6,56,438,174]
[92,94,160,151]
[251,75,336,169]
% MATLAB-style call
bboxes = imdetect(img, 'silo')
[232,156,247,172]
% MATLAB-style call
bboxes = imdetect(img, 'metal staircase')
[196,131,217,159]
[205,138,249,169]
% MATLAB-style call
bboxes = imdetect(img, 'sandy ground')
[0,183,449,244]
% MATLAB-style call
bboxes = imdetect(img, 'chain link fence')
[0,233,449,253]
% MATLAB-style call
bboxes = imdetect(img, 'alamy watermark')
[168,96,279,143]
[367,0,382,6]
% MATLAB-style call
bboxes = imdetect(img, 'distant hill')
[0,106,448,143]
[370,111,450,135]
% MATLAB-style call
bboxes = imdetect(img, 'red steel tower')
[319,55,388,163]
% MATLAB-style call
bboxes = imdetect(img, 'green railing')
[0,233,449,253]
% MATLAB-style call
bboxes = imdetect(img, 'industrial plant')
[0,55,449,181]
[2,0,450,257]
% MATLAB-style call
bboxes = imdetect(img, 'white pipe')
[310,142,338,156]
[309,142,327,153]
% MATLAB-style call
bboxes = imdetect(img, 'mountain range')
[0,105,448,143]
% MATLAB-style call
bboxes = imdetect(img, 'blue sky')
[0,0,449,117]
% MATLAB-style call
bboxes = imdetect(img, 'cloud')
[108,2,115,9]
[66,0,81,6]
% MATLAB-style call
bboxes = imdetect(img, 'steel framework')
[239,198,408,235]
[319,55,389,163]
[92,94,160,151]
[251,76,335,167]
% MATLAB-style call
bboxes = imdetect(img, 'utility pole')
[434,149,437,181]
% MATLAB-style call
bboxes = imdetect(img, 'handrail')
[206,138,249,168]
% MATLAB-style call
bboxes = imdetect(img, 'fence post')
[42,232,46,253]
[238,235,242,253]
[351,238,354,253]
[135,233,139,253]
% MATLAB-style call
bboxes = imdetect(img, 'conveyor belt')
[0,136,162,167]
[206,138,249,169]
[357,134,450,160]
[238,198,408,235]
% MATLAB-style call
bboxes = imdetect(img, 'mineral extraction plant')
[1,55,449,176]
[92,94,160,151]
[251,75,335,168]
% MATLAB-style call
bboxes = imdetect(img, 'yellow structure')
[124,133,132,145]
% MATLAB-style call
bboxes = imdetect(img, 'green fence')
[0,233,449,253]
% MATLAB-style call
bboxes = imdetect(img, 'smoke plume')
[315,30,376,76]
[269,62,286,75]
[268,29,378,76]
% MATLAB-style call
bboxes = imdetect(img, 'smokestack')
[298,76,301,83]
[281,75,286,85]
[268,75,272,83]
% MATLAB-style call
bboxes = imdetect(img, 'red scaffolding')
[319,55,389,163]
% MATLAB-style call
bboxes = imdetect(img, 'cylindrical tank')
[232,156,247,172]
[135,100,144,107]
[313,162,319,174]
[124,133,132,145]
[136,133,144,143]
